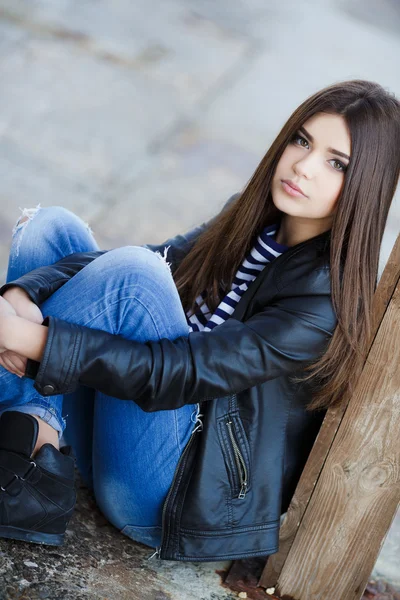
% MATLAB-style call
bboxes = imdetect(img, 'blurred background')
[0,0,398,596]
[0,0,399,282]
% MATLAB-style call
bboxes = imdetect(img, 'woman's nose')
[293,155,315,179]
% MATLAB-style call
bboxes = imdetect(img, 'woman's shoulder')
[274,233,332,295]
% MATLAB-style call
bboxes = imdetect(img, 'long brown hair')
[173,80,400,411]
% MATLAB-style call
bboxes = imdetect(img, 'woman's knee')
[13,205,92,238]
[92,246,188,340]
[10,205,97,263]
[96,245,174,285]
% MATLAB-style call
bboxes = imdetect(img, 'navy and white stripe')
[186,223,289,332]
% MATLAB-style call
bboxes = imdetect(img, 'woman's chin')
[271,191,304,214]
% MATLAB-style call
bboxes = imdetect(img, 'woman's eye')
[292,134,309,148]
[329,159,347,173]
[291,134,348,173]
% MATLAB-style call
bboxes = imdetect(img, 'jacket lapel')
[230,230,331,322]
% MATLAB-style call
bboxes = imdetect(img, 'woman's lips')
[281,180,307,198]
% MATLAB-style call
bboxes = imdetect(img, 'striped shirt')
[186,223,289,332]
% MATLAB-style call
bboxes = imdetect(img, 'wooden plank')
[258,234,400,590]
[372,236,400,332]
[275,276,400,600]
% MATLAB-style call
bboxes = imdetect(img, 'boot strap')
[0,449,41,492]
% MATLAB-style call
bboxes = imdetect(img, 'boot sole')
[0,525,64,546]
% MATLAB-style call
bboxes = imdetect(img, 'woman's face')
[271,112,351,226]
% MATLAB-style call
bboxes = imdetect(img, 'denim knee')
[9,205,98,268]
[13,205,93,239]
[79,245,188,342]
[94,245,174,285]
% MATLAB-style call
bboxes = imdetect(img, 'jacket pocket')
[218,414,251,500]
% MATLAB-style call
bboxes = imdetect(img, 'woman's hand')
[0,294,16,318]
[0,293,34,376]
[2,289,44,376]
[0,350,27,377]
[2,287,44,325]
[0,294,48,366]
[0,296,17,355]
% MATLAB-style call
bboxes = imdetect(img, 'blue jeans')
[0,205,201,549]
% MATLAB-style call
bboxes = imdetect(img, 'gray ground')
[0,0,399,598]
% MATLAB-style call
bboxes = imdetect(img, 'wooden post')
[275,283,399,598]
[226,236,400,600]
[258,234,400,599]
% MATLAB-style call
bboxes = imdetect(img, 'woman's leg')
[35,245,200,549]
[0,205,101,545]
[2,206,200,549]
[0,205,100,439]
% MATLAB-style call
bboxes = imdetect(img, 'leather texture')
[0,194,337,561]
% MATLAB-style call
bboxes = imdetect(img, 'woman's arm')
[0,296,47,376]
[0,250,108,306]
[0,315,47,362]
[19,268,337,411]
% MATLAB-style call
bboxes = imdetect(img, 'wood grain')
[275,275,400,599]
[259,234,400,592]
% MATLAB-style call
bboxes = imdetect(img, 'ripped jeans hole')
[12,204,42,235]
[153,245,173,277]
[85,222,95,236]
[11,204,42,258]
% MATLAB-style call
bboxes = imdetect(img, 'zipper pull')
[147,546,161,560]
[238,482,247,499]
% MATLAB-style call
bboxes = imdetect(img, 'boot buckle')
[19,460,37,482]
[0,461,39,495]
[0,474,19,494]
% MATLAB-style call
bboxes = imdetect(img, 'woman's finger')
[4,351,27,372]
[0,296,17,318]
[2,357,23,377]
[1,350,27,369]
[0,353,24,377]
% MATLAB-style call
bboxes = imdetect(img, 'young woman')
[0,79,398,562]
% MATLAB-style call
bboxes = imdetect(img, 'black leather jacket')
[0,195,337,562]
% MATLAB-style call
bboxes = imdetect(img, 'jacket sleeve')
[26,269,338,412]
[0,251,108,306]
[0,194,240,305]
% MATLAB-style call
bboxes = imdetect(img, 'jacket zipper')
[146,236,329,561]
[226,418,248,499]
[147,409,203,561]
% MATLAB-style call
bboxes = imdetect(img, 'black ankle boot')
[0,410,77,546]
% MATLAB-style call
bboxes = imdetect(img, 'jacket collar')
[230,229,331,322]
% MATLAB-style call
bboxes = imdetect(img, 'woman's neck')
[275,215,332,247]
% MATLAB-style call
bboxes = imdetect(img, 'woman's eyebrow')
[299,126,350,161]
